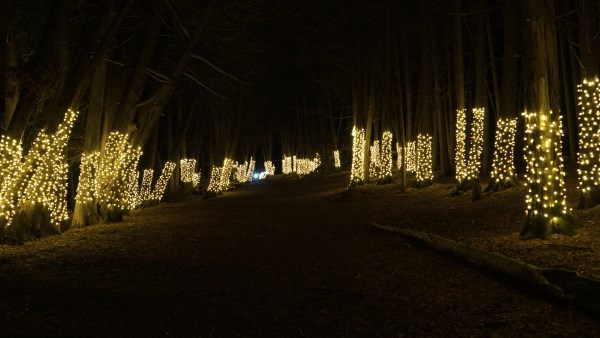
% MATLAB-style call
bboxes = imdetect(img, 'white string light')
[576,78,600,198]
[333,150,341,168]
[350,126,366,184]
[490,118,517,184]
[151,161,176,201]
[416,133,433,183]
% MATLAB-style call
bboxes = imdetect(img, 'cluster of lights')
[264,161,275,176]
[207,165,223,193]
[192,171,201,187]
[220,158,233,191]
[151,161,176,201]
[576,79,600,195]
[235,161,249,183]
[455,109,467,182]
[282,156,293,175]
[406,141,417,173]
[123,148,143,210]
[246,158,255,181]
[139,169,154,202]
[18,108,79,227]
[333,150,341,168]
[292,155,297,173]
[95,132,142,211]
[466,108,485,180]
[380,131,393,177]
[523,110,570,221]
[75,152,99,204]
[0,135,24,225]
[350,126,366,184]
[416,134,433,182]
[296,153,320,176]
[491,118,518,183]
[455,108,485,181]
[396,143,402,169]
[180,159,197,183]
[369,139,381,179]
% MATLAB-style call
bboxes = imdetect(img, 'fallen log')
[371,222,600,316]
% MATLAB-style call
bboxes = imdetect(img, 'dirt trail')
[0,173,598,336]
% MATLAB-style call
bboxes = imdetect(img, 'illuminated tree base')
[451,179,482,201]
[414,179,432,189]
[99,204,124,223]
[9,203,62,241]
[484,176,520,193]
[520,213,577,239]
[578,189,600,209]
[71,200,102,229]
[377,175,394,185]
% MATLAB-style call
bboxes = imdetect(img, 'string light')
[139,169,154,202]
[151,161,176,201]
[192,171,201,188]
[523,110,570,223]
[235,161,248,183]
[466,108,485,180]
[369,139,381,179]
[246,158,255,181]
[490,118,517,184]
[576,78,600,202]
[350,126,366,184]
[416,133,433,183]
[207,165,223,192]
[18,108,79,227]
[406,141,417,173]
[264,161,275,176]
[0,135,23,225]
[396,142,402,170]
[75,152,99,204]
[455,109,467,181]
[380,131,393,177]
[333,150,341,168]
[292,155,297,173]
[179,159,196,183]
[295,154,320,176]
[219,158,233,191]
[282,156,292,174]
[95,131,142,211]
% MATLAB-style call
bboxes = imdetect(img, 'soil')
[0,171,599,336]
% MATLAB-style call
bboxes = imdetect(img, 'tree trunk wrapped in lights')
[377,131,394,185]
[521,111,576,238]
[486,118,519,192]
[369,140,380,179]
[179,158,196,194]
[415,133,433,187]
[95,132,142,222]
[205,165,223,199]
[0,136,23,232]
[576,79,600,209]
[150,161,176,202]
[71,151,101,228]
[349,126,366,187]
[453,108,484,200]
[219,158,233,191]
[9,108,79,239]
[139,169,154,202]
[333,150,341,169]
[406,141,417,173]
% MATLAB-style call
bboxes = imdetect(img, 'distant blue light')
[253,173,259,180]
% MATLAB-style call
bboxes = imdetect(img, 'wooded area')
[1,0,600,240]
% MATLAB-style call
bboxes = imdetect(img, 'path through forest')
[0,173,598,336]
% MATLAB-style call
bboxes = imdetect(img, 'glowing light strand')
[350,126,366,184]
[576,78,600,195]
[523,110,570,221]
[151,162,176,201]
[416,134,433,182]
[333,150,341,168]
[490,118,518,184]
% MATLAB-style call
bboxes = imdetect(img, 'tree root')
[371,223,600,316]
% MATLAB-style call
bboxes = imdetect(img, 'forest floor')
[0,171,600,336]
